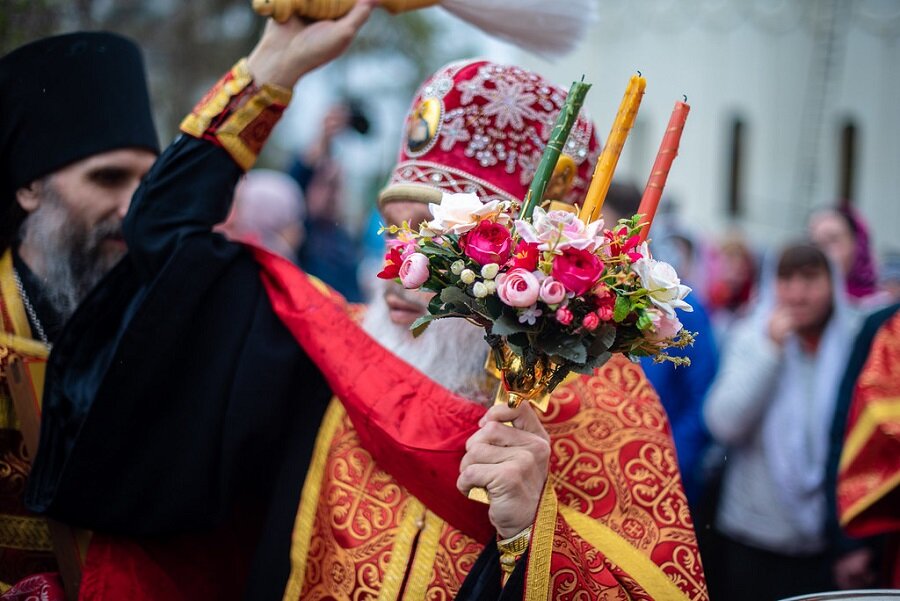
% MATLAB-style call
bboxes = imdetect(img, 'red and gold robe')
[256,249,708,601]
[281,360,706,600]
[0,249,56,590]
[837,309,900,587]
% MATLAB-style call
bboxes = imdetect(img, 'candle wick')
[683,94,688,103]
[637,70,642,77]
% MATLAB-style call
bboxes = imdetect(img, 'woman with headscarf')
[809,206,892,311]
[703,242,864,600]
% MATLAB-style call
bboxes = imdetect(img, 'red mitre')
[379,59,601,207]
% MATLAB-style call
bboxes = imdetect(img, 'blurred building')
[506,0,900,253]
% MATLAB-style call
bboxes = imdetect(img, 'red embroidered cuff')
[180,59,292,171]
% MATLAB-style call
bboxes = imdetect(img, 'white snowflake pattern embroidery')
[440,114,471,151]
[480,79,539,131]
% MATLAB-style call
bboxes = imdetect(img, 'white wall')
[507,0,900,254]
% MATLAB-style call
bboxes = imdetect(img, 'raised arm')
[123,2,377,281]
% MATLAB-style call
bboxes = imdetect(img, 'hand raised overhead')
[247,0,379,89]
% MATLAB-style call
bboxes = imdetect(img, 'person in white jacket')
[704,241,859,601]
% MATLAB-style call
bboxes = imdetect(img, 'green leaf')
[613,295,631,323]
[490,313,533,337]
[440,286,478,311]
[505,333,530,355]
[636,310,653,331]
[410,314,436,337]
[428,295,449,316]
[420,244,457,259]
[549,338,588,364]
[584,350,613,371]
[483,295,504,320]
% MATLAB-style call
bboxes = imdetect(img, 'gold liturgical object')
[253,0,439,22]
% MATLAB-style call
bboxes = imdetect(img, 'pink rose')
[460,220,513,266]
[552,248,603,296]
[496,268,540,308]
[539,277,566,305]
[647,309,683,341]
[555,307,573,325]
[582,312,600,331]
[399,253,430,289]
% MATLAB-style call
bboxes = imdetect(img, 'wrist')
[496,525,532,574]
[180,59,292,171]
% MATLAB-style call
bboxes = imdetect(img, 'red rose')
[582,312,600,331]
[377,247,404,279]
[460,220,513,266]
[552,248,603,296]
[510,240,540,271]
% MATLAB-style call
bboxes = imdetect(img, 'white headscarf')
[753,244,857,541]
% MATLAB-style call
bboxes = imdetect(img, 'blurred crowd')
[228,107,900,598]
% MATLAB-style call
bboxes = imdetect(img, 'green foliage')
[613,295,631,323]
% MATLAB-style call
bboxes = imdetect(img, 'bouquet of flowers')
[378,73,694,410]
[378,193,695,406]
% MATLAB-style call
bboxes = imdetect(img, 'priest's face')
[370,200,493,403]
[16,147,156,317]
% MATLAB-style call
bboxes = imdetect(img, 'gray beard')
[18,184,125,321]
[362,287,495,405]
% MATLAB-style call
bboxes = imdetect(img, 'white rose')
[632,258,693,317]
[427,193,509,235]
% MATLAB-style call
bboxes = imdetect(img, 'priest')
[0,31,158,597]
[25,9,707,601]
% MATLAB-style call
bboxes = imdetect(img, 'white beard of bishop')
[362,288,495,406]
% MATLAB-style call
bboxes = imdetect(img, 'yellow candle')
[578,74,646,223]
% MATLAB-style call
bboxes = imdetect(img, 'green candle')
[520,79,591,220]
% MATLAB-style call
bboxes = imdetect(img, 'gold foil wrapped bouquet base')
[490,342,567,413]
[252,0,438,22]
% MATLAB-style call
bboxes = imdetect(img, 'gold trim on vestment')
[0,513,54,552]
[378,499,426,600]
[840,469,900,529]
[282,398,345,600]
[559,504,693,601]
[403,510,444,599]
[180,60,253,138]
[524,479,556,601]
[0,250,33,340]
[216,82,293,171]
[839,398,900,471]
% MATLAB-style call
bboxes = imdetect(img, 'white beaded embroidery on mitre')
[386,59,599,205]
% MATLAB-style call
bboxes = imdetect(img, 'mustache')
[383,288,428,311]
[89,219,124,243]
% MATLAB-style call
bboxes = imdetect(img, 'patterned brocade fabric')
[284,400,482,600]
[838,311,900,537]
[284,356,708,601]
[180,59,292,171]
[537,360,707,601]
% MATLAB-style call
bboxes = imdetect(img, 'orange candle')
[578,74,646,223]
[637,99,690,242]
